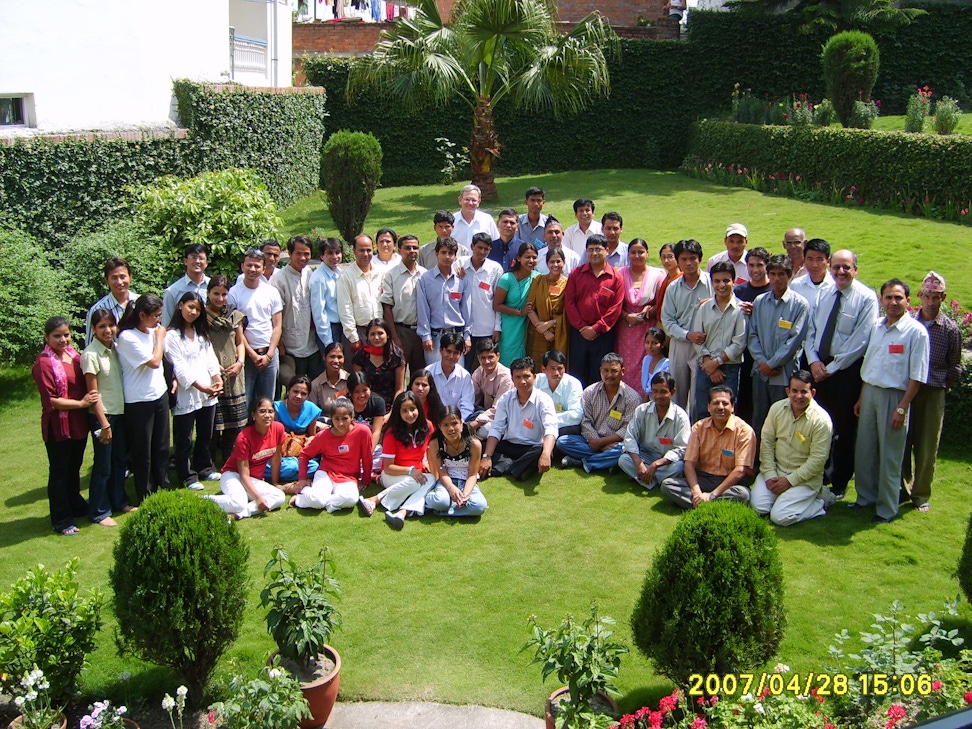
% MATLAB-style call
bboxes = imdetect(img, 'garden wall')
[0,83,327,248]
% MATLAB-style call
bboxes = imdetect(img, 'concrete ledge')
[326,701,545,729]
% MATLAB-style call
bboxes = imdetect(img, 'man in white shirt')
[337,234,383,361]
[162,244,210,327]
[563,198,603,256]
[424,333,475,421]
[273,235,322,383]
[460,232,503,371]
[229,248,284,409]
[86,257,138,345]
[790,238,835,318]
[451,184,499,249]
[783,228,807,279]
[706,223,749,283]
[535,350,583,435]
[581,212,628,268]
[380,234,426,378]
[479,355,559,482]
[535,217,580,276]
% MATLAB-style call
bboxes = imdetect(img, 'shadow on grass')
[0,367,36,412]
[619,681,679,715]
[5,486,46,507]
[0,515,56,547]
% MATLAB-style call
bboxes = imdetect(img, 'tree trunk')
[469,95,500,201]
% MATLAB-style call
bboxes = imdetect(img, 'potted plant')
[78,700,137,729]
[208,666,310,729]
[524,603,629,729]
[260,546,343,729]
[7,668,65,729]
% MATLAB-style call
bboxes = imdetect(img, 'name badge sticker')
[778,319,793,330]
[522,418,535,429]
[609,409,623,420]
[659,437,673,445]
[449,291,463,300]
[337,444,349,454]
[722,448,734,457]
[889,343,904,354]
[795,431,806,444]
[735,277,746,285]
[478,281,491,291]
[556,403,564,412]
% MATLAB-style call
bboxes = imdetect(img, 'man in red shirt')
[564,234,625,387]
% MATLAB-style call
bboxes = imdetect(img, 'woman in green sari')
[493,242,540,366]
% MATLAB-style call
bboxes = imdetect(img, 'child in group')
[207,397,286,519]
[81,309,134,523]
[115,293,170,499]
[640,327,671,400]
[409,368,444,426]
[347,370,386,474]
[426,406,487,517]
[290,397,374,513]
[358,391,434,530]
[352,318,405,414]
[272,375,321,482]
[33,316,100,535]
[165,292,223,489]
[206,275,247,465]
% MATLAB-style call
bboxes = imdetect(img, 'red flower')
[933,680,943,691]
[795,175,801,182]
[850,185,857,192]
[208,711,216,724]
[649,711,663,728]
[709,696,719,706]
[964,691,972,704]
[697,697,706,706]
[691,718,707,729]
[759,687,771,700]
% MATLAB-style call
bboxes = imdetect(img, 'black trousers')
[568,328,616,388]
[813,358,863,493]
[44,425,88,532]
[492,439,544,481]
[173,405,216,486]
[126,394,171,500]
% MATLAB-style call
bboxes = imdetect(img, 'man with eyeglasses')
[803,248,879,500]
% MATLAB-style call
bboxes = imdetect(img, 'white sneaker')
[186,482,204,491]
[206,472,222,481]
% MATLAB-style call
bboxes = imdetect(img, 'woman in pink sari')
[615,238,665,397]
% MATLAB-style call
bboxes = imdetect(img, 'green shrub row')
[685,120,972,213]
[173,81,328,209]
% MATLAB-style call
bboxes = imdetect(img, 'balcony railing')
[231,33,268,78]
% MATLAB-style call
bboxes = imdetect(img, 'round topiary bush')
[956,509,972,603]
[821,31,880,129]
[631,501,786,685]
[320,130,383,244]
[110,491,249,705]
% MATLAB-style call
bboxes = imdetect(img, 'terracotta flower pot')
[8,713,67,729]
[544,686,620,729]
[268,646,342,729]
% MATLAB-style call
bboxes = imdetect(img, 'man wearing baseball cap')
[901,272,962,512]
[707,223,750,284]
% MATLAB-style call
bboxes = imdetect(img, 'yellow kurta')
[526,274,569,366]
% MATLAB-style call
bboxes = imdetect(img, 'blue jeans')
[425,477,488,516]
[617,451,685,490]
[244,350,280,411]
[88,413,131,520]
[556,434,624,472]
[693,363,741,423]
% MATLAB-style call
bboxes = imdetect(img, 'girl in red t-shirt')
[290,397,373,513]
[358,391,433,530]
[208,397,285,519]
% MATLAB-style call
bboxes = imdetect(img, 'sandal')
[58,526,80,536]
[916,503,930,513]
[357,497,376,517]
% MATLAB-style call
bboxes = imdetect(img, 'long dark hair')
[364,318,404,367]
[168,292,210,341]
[383,391,429,447]
[247,396,275,426]
[434,405,472,452]
[510,241,540,272]
[410,368,444,423]
[118,293,163,333]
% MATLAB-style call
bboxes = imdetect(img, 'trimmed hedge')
[173,81,328,208]
[685,120,972,211]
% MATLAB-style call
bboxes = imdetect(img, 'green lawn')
[872,113,972,135]
[3,172,972,719]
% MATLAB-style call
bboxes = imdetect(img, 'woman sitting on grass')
[426,406,487,518]
[290,397,374,513]
[358,391,434,530]
[352,318,405,414]
[410,368,445,426]
[33,316,100,535]
[347,370,386,474]
[207,396,285,519]
[271,374,321,483]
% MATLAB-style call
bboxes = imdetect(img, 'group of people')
[32,183,962,534]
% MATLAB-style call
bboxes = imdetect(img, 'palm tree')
[347,0,618,200]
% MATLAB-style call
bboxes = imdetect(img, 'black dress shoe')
[873,515,893,524]
[847,502,866,509]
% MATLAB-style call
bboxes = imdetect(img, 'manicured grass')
[282,170,972,307]
[871,114,972,135]
[3,172,972,719]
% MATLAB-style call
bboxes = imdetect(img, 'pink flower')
[964,691,972,705]
[887,704,907,723]
[649,711,663,728]
[933,680,943,691]
[691,717,707,729]
[208,711,216,724]
[709,696,719,706]
[795,175,801,182]
[846,194,853,200]
[850,185,857,192]
[825,724,837,729]
[697,696,706,706]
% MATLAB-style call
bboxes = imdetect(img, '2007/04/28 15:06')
[687,672,936,697]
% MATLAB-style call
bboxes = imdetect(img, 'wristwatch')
[895,407,907,416]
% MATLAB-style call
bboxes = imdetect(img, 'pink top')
[620,266,666,325]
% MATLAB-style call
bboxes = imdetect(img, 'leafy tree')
[347,0,618,200]
[822,31,880,128]
[727,0,924,34]
[320,130,383,243]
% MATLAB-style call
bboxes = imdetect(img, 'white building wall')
[229,0,293,87]
[0,0,229,131]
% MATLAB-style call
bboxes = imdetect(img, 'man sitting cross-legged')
[479,356,558,482]
[618,371,692,490]
[557,353,641,473]
[750,370,834,526]
[660,385,755,509]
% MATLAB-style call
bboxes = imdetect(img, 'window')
[0,95,34,127]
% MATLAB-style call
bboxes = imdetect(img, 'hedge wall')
[173,81,328,208]
[0,82,327,248]
[304,40,703,186]
[0,136,189,248]
[686,119,972,209]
